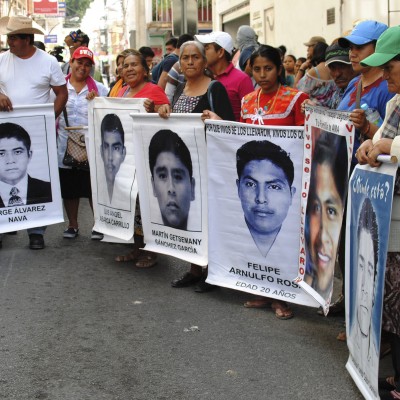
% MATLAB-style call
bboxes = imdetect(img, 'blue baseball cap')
[338,20,388,47]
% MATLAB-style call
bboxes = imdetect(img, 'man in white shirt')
[0,15,68,250]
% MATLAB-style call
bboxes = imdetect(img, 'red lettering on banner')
[346,124,353,132]
[299,267,305,274]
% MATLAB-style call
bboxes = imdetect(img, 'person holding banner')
[58,47,108,240]
[338,20,392,165]
[355,25,400,400]
[117,49,169,112]
[0,15,68,250]
[326,20,393,316]
[114,50,169,268]
[158,41,234,121]
[158,40,235,291]
[240,45,309,126]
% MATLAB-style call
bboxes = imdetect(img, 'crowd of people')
[0,14,399,399]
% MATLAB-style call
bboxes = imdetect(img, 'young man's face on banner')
[152,151,195,230]
[101,130,126,185]
[237,159,295,236]
[0,137,32,185]
[308,163,343,293]
[357,228,376,336]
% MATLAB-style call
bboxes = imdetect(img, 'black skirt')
[59,168,92,199]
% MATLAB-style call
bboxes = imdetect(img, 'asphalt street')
[0,202,383,400]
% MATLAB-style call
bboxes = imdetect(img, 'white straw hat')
[0,16,45,35]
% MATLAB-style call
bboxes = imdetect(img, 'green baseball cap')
[361,26,400,67]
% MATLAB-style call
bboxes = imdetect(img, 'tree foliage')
[66,0,91,20]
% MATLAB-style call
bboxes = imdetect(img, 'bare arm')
[52,84,68,118]
[294,59,312,86]
[157,71,169,90]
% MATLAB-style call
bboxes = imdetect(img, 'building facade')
[214,0,400,58]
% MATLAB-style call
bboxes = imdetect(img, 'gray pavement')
[0,202,382,399]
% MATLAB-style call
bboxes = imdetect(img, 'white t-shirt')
[0,48,65,106]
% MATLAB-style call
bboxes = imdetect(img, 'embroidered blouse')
[240,85,309,125]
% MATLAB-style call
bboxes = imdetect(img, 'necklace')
[252,84,281,124]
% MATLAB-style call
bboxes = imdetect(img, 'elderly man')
[325,43,359,109]
[0,15,68,250]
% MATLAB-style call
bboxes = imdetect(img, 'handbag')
[62,108,90,170]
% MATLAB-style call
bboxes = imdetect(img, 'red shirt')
[215,63,254,121]
[117,82,169,105]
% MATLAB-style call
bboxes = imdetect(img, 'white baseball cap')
[195,31,234,55]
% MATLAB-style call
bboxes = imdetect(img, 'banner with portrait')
[0,104,63,233]
[88,97,145,241]
[294,106,354,310]
[206,120,318,306]
[131,114,207,266]
[345,162,396,400]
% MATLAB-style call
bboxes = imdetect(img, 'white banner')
[346,163,396,400]
[131,114,208,266]
[0,104,63,233]
[295,106,354,311]
[206,120,318,306]
[88,97,145,241]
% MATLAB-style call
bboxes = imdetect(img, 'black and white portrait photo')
[0,122,52,208]
[0,104,63,233]
[236,140,296,257]
[149,129,195,231]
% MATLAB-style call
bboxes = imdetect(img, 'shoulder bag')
[62,108,89,170]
